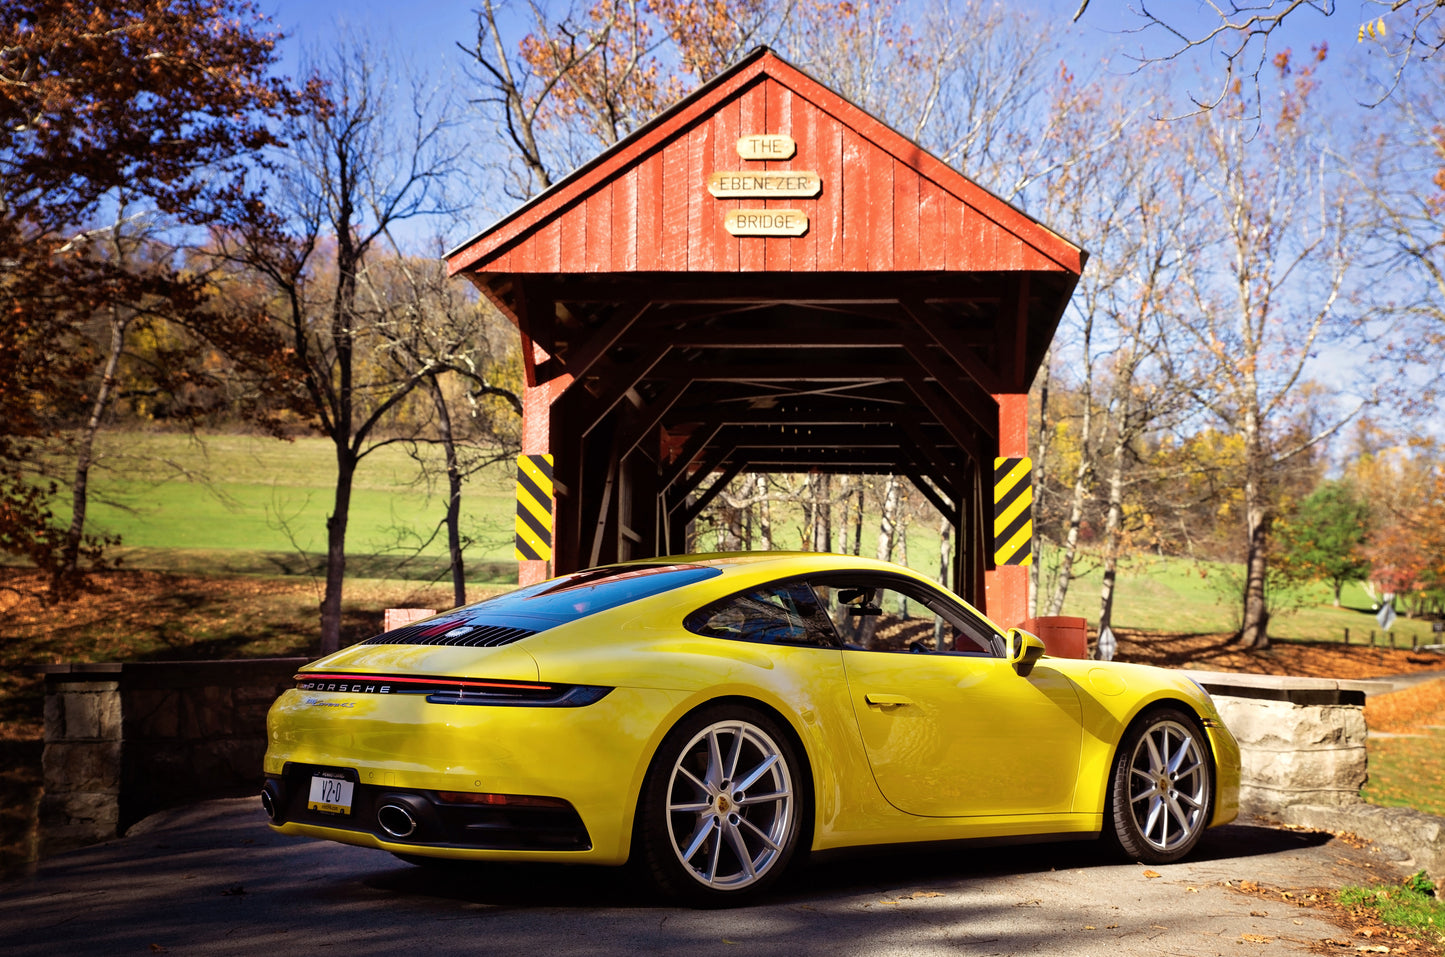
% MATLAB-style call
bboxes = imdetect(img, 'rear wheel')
[636,705,803,905]
[1107,708,1212,864]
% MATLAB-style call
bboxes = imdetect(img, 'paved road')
[0,798,1407,956]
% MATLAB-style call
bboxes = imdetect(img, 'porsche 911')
[262,552,1240,904]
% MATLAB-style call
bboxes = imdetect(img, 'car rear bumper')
[263,684,688,864]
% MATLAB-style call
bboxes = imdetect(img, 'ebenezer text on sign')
[708,170,821,198]
[724,209,809,237]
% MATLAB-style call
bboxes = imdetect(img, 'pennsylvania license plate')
[307,773,354,815]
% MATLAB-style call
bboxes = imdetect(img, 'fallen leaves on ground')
[1228,880,1443,956]
[1113,629,1445,680]
[1366,679,1445,735]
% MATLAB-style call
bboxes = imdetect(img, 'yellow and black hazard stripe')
[993,457,1033,566]
[514,454,554,562]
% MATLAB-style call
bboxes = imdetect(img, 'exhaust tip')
[378,803,418,839]
[261,781,283,823]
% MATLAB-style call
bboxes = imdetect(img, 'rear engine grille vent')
[362,621,539,648]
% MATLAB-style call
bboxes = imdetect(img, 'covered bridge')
[447,47,1084,624]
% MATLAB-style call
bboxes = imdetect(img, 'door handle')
[864,693,913,708]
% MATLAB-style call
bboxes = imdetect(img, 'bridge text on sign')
[724,208,809,237]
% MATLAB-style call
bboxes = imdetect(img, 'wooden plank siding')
[449,52,1082,279]
[763,78,792,272]
[734,81,762,273]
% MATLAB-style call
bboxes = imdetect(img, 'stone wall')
[35,661,1421,862]
[39,659,307,855]
[1185,671,1384,818]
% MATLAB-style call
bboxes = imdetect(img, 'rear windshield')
[460,563,722,626]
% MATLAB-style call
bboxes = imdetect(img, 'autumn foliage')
[0,0,290,595]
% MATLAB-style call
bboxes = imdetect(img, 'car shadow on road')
[359,821,1333,909]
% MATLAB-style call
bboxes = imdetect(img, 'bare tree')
[1073,0,1445,115]
[1168,57,1364,649]
[464,0,714,201]
[217,40,463,653]
[1354,66,1445,389]
[784,0,1088,202]
[355,252,522,606]
[1038,79,1208,630]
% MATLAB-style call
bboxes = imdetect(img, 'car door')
[815,574,1084,818]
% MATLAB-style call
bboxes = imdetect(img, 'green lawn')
[1364,731,1445,817]
[1045,551,1438,648]
[59,431,519,582]
[23,429,1443,647]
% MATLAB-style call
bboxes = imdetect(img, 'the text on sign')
[724,208,809,237]
[736,134,796,160]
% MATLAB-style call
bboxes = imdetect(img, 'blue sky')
[263,0,1377,88]
[256,1,1436,435]
[267,0,466,70]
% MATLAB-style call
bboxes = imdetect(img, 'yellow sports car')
[262,552,1240,904]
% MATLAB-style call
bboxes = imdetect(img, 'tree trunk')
[1097,435,1127,634]
[935,517,952,647]
[1238,412,1271,649]
[59,303,128,590]
[755,473,772,549]
[852,485,865,555]
[876,475,901,562]
[427,374,466,608]
[1045,456,1091,616]
[320,446,357,655]
[1030,351,1052,617]
[810,473,832,552]
[1239,483,1271,649]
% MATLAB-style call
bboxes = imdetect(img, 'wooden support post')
[982,392,1029,625]
[518,373,572,586]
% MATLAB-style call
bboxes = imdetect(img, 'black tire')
[1105,707,1213,864]
[635,704,804,906]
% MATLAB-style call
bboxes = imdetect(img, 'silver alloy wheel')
[664,719,794,891]
[1125,718,1209,853]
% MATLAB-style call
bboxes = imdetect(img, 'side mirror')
[1006,628,1047,677]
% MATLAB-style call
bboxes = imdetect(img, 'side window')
[684,580,836,647]
[812,577,1001,656]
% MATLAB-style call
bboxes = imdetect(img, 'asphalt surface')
[0,798,1412,957]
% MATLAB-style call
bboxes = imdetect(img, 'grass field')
[1044,551,1440,649]
[1363,678,1445,818]
[39,430,1441,649]
[67,431,521,574]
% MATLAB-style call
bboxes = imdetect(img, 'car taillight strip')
[299,673,553,692]
[293,673,612,708]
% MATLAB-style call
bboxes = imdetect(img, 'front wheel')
[636,705,803,905]
[1106,708,1213,864]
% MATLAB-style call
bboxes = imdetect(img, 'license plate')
[307,773,354,815]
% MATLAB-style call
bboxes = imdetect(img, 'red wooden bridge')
[447,48,1084,624]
